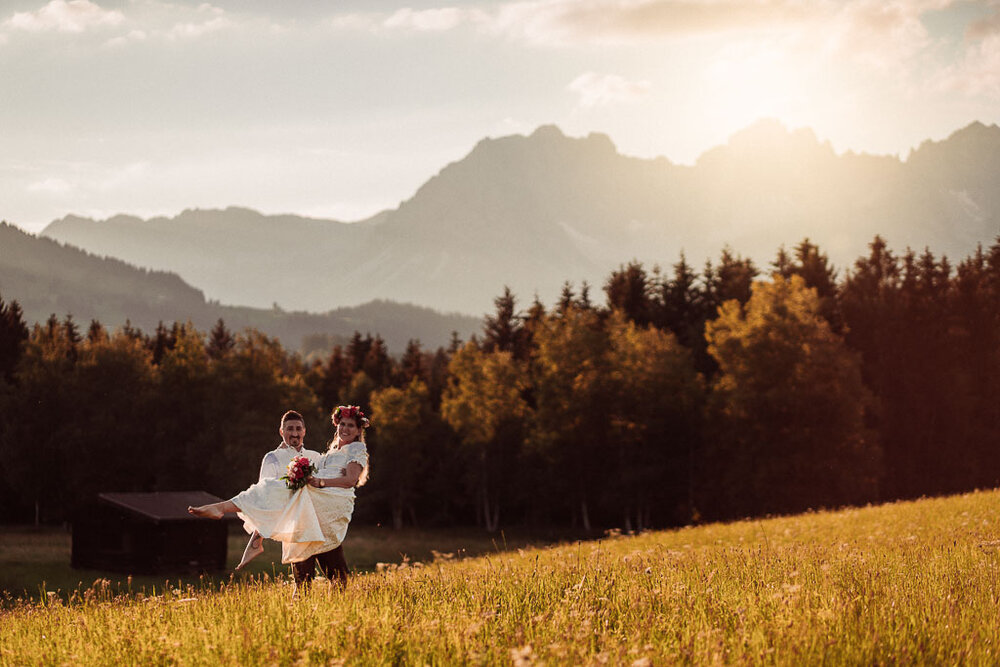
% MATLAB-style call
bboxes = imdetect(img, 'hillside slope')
[2,489,998,663]
[0,223,478,351]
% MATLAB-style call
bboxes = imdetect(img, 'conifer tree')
[556,282,575,316]
[316,345,351,413]
[482,287,529,360]
[772,239,841,329]
[399,339,428,385]
[0,294,29,383]
[427,347,451,409]
[206,318,235,359]
[447,331,463,355]
[577,281,594,311]
[840,237,908,495]
[56,315,81,363]
[362,335,393,386]
[522,295,547,347]
[658,253,706,352]
[86,320,107,344]
[703,247,758,314]
[120,319,144,342]
[347,332,372,372]
[150,321,172,365]
[604,261,653,326]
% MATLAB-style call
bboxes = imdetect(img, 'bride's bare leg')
[236,531,265,570]
[187,500,239,519]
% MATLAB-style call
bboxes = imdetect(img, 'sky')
[2,0,999,234]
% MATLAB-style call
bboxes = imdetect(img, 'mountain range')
[0,223,479,354]
[36,120,1000,315]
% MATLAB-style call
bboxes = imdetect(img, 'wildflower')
[510,644,535,666]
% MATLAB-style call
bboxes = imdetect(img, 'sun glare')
[701,46,808,134]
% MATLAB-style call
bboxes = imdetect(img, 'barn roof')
[98,491,230,523]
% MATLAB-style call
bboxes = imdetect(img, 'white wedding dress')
[231,441,368,563]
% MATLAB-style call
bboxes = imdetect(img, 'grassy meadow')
[0,524,564,601]
[3,490,1000,664]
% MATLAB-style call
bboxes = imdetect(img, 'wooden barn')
[72,491,232,574]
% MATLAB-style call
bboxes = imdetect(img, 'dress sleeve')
[259,452,281,481]
[346,442,368,468]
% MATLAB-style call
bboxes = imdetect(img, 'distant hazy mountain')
[42,121,1000,315]
[0,223,479,353]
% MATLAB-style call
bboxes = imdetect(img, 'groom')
[235,409,322,570]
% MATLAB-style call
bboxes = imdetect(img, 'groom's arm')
[259,452,281,481]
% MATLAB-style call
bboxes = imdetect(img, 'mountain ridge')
[39,120,1000,315]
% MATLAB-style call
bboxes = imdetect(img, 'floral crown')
[332,405,369,427]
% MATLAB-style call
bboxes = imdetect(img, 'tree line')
[1,235,998,532]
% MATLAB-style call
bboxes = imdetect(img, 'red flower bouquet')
[281,455,318,490]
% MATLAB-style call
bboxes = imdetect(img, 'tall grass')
[0,524,569,601]
[3,490,1000,664]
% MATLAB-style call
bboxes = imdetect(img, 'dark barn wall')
[72,499,228,574]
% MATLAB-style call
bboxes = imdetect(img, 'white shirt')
[258,443,323,482]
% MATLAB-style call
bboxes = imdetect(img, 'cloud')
[321,0,950,61]
[163,2,232,40]
[322,0,815,45]
[488,0,962,64]
[933,32,1000,98]
[27,177,73,194]
[966,6,1000,41]
[948,5,1000,97]
[165,15,231,40]
[5,0,123,33]
[97,161,153,192]
[326,0,805,44]
[329,13,377,31]
[492,0,811,46]
[383,7,489,32]
[818,0,934,71]
[2,0,241,44]
[328,7,490,34]
[104,29,148,48]
[567,72,651,108]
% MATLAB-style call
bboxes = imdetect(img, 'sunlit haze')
[2,0,999,233]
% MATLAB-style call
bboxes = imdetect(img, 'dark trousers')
[292,545,348,588]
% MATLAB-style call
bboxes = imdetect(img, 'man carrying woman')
[189,405,370,588]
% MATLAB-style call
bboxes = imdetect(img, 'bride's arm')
[307,462,363,489]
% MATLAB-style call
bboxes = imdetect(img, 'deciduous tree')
[704,275,878,517]
[441,342,529,531]
[369,379,434,529]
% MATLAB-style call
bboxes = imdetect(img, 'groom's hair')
[281,410,305,427]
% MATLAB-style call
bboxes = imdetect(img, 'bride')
[188,405,369,573]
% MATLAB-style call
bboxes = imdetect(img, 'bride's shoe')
[187,504,224,519]
[236,534,264,571]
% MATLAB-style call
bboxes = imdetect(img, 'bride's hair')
[332,405,370,428]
